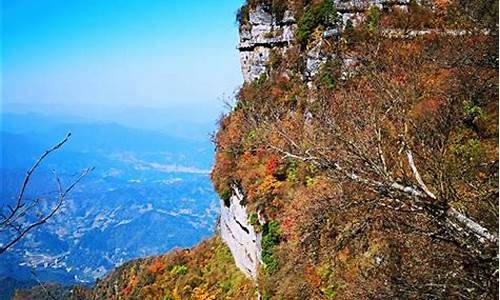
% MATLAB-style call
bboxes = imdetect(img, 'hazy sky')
[2,0,244,123]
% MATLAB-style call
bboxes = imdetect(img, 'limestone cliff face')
[219,187,262,278]
[239,6,296,82]
[238,0,414,83]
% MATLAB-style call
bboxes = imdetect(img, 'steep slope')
[211,0,498,299]
[13,237,255,300]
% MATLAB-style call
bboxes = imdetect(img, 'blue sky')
[1,0,244,123]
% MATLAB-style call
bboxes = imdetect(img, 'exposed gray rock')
[237,1,416,83]
[340,12,367,27]
[305,41,330,79]
[219,187,262,278]
[333,0,411,12]
[282,10,296,24]
[239,5,296,82]
[240,47,272,83]
[334,0,383,12]
[249,5,273,25]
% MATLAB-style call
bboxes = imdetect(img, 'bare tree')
[0,133,93,254]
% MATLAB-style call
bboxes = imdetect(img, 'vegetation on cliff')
[212,0,498,298]
[14,238,255,300]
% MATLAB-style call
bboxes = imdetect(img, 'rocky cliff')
[219,187,262,278]
[15,1,496,299]
[238,0,415,83]
[239,6,296,82]
[224,0,424,281]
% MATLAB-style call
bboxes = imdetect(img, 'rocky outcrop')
[238,1,415,83]
[238,6,296,82]
[333,0,412,11]
[219,187,262,278]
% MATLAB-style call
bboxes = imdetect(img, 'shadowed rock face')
[219,187,262,278]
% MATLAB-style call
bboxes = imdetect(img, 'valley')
[0,113,218,296]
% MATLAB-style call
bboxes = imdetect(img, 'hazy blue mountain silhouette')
[0,112,218,290]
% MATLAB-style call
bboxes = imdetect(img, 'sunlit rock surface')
[237,1,414,83]
[219,187,261,278]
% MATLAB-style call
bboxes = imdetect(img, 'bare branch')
[0,134,94,255]
[268,142,498,246]
[406,149,437,200]
[1,133,72,227]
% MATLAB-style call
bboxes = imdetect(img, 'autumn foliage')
[17,1,497,299]
[89,237,255,300]
[211,0,498,298]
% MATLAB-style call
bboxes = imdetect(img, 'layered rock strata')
[238,0,415,83]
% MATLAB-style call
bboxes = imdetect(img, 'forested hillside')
[213,0,499,298]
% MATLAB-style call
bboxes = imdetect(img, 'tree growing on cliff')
[211,1,498,297]
[240,30,497,298]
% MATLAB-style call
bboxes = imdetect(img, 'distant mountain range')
[0,112,219,297]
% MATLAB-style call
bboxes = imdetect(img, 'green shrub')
[254,73,268,86]
[322,285,337,299]
[343,19,355,40]
[244,129,258,147]
[286,161,298,182]
[249,212,259,226]
[219,280,233,293]
[261,221,281,273]
[366,6,381,33]
[219,187,232,206]
[316,59,340,90]
[317,264,332,280]
[463,101,486,123]
[318,264,338,299]
[321,72,336,90]
[296,0,339,45]
[451,137,484,165]
[305,176,315,186]
[262,291,272,300]
[248,212,263,232]
[171,264,188,275]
